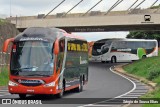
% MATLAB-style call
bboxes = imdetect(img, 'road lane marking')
[123,94,142,96]
[110,66,136,98]
[129,92,146,94]
[0,93,10,96]
[78,66,136,107]
[0,90,8,92]
[0,92,8,93]
[126,93,146,95]
[80,105,120,107]
[119,97,138,98]
[0,88,9,97]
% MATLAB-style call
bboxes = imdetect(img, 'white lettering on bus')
[117,48,131,52]
[20,38,45,41]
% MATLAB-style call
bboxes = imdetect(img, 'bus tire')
[56,79,65,98]
[142,55,146,59]
[101,61,105,63]
[106,61,109,63]
[111,56,116,63]
[83,75,85,85]
[19,94,26,99]
[75,76,83,92]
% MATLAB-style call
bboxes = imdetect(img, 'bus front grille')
[14,79,45,87]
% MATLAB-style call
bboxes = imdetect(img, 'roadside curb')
[113,63,157,107]
[113,64,156,90]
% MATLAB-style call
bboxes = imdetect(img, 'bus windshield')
[92,43,104,56]
[10,41,54,76]
[101,41,112,54]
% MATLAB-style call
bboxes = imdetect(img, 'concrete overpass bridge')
[7,0,160,32]
[9,12,160,32]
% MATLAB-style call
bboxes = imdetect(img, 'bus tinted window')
[145,41,156,49]
[129,41,156,49]
[125,41,156,49]
[64,39,88,80]
[112,41,127,49]
[126,41,135,49]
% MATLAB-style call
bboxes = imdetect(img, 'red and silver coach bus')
[3,27,88,98]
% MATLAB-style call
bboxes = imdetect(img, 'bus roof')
[14,27,86,42]
[64,33,86,40]
[95,38,157,43]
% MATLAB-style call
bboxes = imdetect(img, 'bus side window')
[126,41,135,49]
[121,41,127,48]
[112,42,117,49]
[112,41,127,49]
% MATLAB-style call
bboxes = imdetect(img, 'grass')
[0,67,9,86]
[124,51,160,84]
[123,50,160,107]
[141,88,160,107]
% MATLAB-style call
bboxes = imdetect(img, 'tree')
[150,4,160,9]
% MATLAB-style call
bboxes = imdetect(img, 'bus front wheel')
[111,56,116,63]
[19,94,26,99]
[56,80,65,98]
[75,76,83,92]
[101,61,105,63]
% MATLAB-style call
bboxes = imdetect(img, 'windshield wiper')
[12,68,22,75]
[19,67,38,69]
[13,67,37,70]
[12,67,38,75]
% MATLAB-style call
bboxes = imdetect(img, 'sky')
[0,0,160,41]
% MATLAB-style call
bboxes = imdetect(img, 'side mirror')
[3,38,14,53]
[54,39,59,55]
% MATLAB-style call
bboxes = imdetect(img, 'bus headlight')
[8,80,18,86]
[44,82,55,87]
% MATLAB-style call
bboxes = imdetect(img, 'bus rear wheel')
[142,55,146,59]
[111,56,116,63]
[19,94,26,99]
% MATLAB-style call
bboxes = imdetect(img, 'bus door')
[56,38,65,90]
[101,41,112,61]
[96,48,102,61]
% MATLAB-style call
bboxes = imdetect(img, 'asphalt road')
[0,62,134,107]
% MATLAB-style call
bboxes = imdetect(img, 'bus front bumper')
[8,85,60,95]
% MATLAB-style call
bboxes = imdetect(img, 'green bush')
[147,69,160,81]
[0,19,7,25]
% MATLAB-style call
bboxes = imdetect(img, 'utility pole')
[10,0,12,17]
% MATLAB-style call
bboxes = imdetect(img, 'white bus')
[91,39,158,63]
